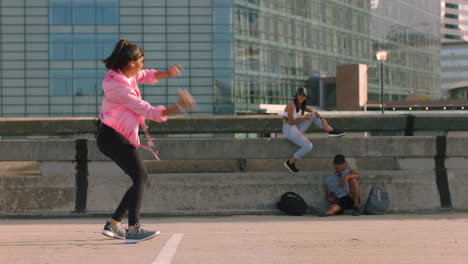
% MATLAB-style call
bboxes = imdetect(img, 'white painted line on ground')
[152,233,184,264]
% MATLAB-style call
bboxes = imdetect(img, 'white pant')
[282,115,322,159]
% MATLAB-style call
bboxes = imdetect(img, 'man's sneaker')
[352,206,361,216]
[284,160,299,174]
[308,205,328,217]
[101,220,126,239]
[328,129,346,138]
[125,225,160,244]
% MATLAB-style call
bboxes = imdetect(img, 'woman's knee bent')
[305,142,313,152]
[131,171,149,188]
[295,142,314,159]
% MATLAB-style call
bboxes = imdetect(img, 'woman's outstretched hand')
[167,64,184,78]
[177,88,196,111]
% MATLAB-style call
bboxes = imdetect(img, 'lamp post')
[376,50,389,114]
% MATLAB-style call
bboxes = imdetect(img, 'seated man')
[324,154,361,216]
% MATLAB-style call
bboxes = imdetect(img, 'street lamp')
[376,50,389,114]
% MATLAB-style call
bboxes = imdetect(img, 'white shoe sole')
[102,229,125,239]
[283,161,298,174]
[328,133,346,138]
[125,230,161,244]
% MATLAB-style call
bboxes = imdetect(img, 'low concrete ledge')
[1,114,468,136]
[0,137,436,161]
[447,137,468,156]
[0,140,76,161]
[85,169,440,215]
[0,162,75,213]
[142,157,435,173]
[0,117,97,136]
[0,135,467,215]
[447,169,468,209]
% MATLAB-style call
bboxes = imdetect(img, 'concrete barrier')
[446,137,468,210]
[1,135,467,216]
[1,113,468,136]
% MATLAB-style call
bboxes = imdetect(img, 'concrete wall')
[2,114,468,136]
[446,137,468,209]
[1,136,466,216]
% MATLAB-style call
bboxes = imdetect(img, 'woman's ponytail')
[102,39,143,70]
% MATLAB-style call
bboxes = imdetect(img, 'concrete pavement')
[0,213,467,264]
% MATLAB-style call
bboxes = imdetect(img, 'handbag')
[363,186,389,215]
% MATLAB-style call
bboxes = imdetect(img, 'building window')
[49,34,73,60]
[445,23,459,30]
[50,70,73,96]
[445,3,459,9]
[50,69,104,96]
[49,0,119,25]
[445,34,461,40]
[49,34,119,60]
[444,13,459,19]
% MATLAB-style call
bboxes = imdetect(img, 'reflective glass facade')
[0,0,440,117]
[234,0,441,111]
[0,0,230,117]
[441,42,468,96]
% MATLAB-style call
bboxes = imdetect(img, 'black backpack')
[276,192,308,216]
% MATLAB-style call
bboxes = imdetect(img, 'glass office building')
[234,0,441,111]
[441,42,468,97]
[0,0,440,117]
[1,0,232,116]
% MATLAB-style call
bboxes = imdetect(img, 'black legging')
[96,123,149,226]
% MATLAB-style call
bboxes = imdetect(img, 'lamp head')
[376,50,389,61]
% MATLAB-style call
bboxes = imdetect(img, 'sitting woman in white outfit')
[283,87,345,174]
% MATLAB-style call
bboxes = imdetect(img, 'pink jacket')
[100,69,168,148]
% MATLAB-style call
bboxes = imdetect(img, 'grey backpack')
[364,186,389,215]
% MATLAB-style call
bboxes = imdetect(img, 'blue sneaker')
[125,224,160,244]
[101,220,126,239]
